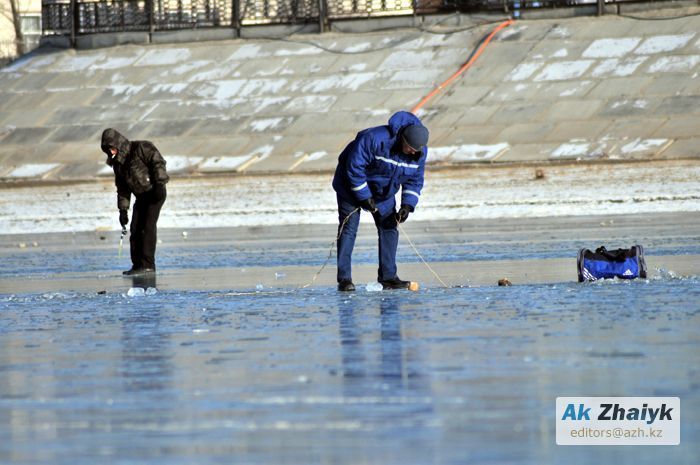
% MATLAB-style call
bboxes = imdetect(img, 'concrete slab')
[495,122,558,144]
[525,39,588,62]
[586,76,654,98]
[642,74,700,96]
[657,136,700,159]
[530,80,597,100]
[438,125,507,146]
[654,95,700,116]
[52,162,106,180]
[543,99,604,122]
[438,85,493,106]
[0,108,55,128]
[45,125,104,144]
[488,101,549,124]
[8,72,59,92]
[599,117,667,139]
[571,17,639,39]
[43,88,103,108]
[187,136,253,158]
[651,116,700,138]
[187,117,251,137]
[0,127,56,145]
[52,143,103,163]
[482,82,540,104]
[608,137,673,159]
[140,119,201,139]
[544,120,610,143]
[1,91,59,112]
[597,97,663,118]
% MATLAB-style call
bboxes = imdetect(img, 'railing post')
[149,0,155,33]
[70,0,78,47]
[232,0,240,36]
[597,0,604,16]
[318,0,327,33]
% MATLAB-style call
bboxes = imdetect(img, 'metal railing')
[41,0,674,38]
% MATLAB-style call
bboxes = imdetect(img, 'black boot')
[123,267,144,276]
[379,277,410,290]
[337,279,356,291]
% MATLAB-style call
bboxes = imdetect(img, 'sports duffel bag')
[577,245,647,282]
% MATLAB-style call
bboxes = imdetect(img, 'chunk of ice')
[127,287,145,297]
[366,282,383,292]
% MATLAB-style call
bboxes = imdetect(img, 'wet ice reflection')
[0,279,699,464]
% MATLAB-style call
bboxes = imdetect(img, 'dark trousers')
[336,195,399,283]
[130,188,166,269]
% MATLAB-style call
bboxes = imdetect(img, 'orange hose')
[411,19,514,114]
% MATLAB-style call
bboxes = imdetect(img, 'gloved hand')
[396,204,413,223]
[359,197,378,213]
[152,183,167,201]
[119,209,129,227]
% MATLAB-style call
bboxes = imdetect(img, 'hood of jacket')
[387,111,423,138]
[101,128,130,166]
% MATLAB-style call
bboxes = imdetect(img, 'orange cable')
[411,19,515,114]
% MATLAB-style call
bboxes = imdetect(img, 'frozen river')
[1,161,699,464]
[1,277,699,464]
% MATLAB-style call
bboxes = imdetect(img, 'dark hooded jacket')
[101,128,169,211]
[332,111,428,217]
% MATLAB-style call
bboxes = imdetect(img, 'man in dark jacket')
[332,111,429,291]
[101,128,169,276]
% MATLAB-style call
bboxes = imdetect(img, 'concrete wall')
[1,7,700,182]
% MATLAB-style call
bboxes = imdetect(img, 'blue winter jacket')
[332,111,428,217]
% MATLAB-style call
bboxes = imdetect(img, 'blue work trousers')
[336,195,398,283]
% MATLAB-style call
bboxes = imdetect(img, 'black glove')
[359,197,378,213]
[152,183,167,201]
[396,204,413,223]
[119,209,129,227]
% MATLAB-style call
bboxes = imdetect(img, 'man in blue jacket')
[332,111,429,291]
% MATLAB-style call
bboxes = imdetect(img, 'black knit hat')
[402,125,429,151]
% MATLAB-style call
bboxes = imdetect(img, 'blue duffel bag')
[577,245,648,282]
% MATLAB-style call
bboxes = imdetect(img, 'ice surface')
[366,282,383,292]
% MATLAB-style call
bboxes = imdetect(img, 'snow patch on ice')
[583,38,641,58]
[648,55,700,73]
[199,156,253,172]
[505,62,543,81]
[150,83,188,95]
[438,143,510,162]
[551,142,590,158]
[534,60,593,81]
[592,57,647,78]
[285,95,336,113]
[559,81,591,97]
[5,163,60,178]
[380,51,435,70]
[634,34,694,54]
[248,117,290,132]
[293,73,376,93]
[54,53,104,72]
[165,156,203,173]
[620,138,669,155]
[551,48,568,58]
[92,54,142,70]
[227,44,266,61]
[172,60,211,75]
[274,46,322,57]
[135,48,191,66]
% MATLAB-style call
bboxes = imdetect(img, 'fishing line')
[300,207,360,289]
[398,222,450,288]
